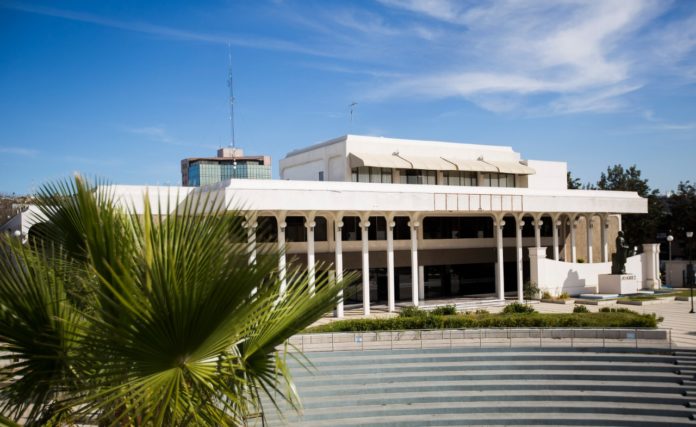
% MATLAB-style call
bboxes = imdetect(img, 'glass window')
[400,169,436,185]
[351,167,393,183]
[382,168,392,183]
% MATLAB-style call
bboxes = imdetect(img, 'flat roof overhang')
[188,180,647,215]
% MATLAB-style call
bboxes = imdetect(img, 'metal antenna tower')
[227,44,236,148]
[349,101,358,130]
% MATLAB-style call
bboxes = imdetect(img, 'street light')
[688,231,694,314]
[667,234,674,261]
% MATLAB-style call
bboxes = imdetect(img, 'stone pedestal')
[598,274,639,295]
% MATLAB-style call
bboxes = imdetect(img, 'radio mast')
[227,44,236,148]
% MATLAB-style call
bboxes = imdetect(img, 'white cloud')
[0,146,39,157]
[1,1,330,57]
[369,0,691,114]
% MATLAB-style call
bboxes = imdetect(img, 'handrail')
[285,327,672,353]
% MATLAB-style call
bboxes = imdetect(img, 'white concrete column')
[533,215,543,249]
[569,215,578,263]
[334,216,344,318]
[528,247,547,294]
[277,214,287,294]
[601,215,609,263]
[643,243,661,290]
[515,216,524,303]
[495,217,505,301]
[305,215,316,295]
[408,218,420,307]
[360,217,371,316]
[244,216,257,265]
[552,215,560,261]
[585,214,594,264]
[386,215,396,313]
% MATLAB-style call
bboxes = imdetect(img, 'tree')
[663,181,696,257]
[0,177,347,425]
[596,164,663,249]
[567,171,581,189]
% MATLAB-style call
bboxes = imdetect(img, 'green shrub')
[399,306,427,318]
[305,311,659,333]
[502,302,536,314]
[523,281,540,301]
[431,305,457,316]
[577,258,585,263]
[599,307,635,314]
[541,291,552,300]
[474,309,490,315]
[573,305,589,313]
[559,292,571,300]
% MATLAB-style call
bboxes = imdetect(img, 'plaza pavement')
[313,297,696,348]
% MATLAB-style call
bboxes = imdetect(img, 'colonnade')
[243,212,614,316]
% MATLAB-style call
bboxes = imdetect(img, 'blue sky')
[1,0,695,195]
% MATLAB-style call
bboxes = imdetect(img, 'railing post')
[479,329,482,348]
[391,331,393,351]
[602,328,605,348]
[420,330,424,349]
[361,332,364,351]
[509,328,512,348]
[332,333,335,352]
[571,329,574,348]
[539,328,542,348]
[635,328,638,349]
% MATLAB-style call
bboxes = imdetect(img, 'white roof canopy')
[442,157,498,172]
[349,151,535,175]
[348,152,412,169]
[482,160,536,175]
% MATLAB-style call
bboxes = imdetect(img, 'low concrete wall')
[530,247,646,296]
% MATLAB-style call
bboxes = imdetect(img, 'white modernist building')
[4,135,657,316]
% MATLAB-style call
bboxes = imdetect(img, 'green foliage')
[0,176,349,426]
[307,311,659,333]
[559,292,571,300]
[599,306,636,313]
[399,306,428,318]
[573,305,589,313]
[431,305,457,316]
[567,171,581,190]
[596,164,661,248]
[577,258,585,263]
[523,281,540,301]
[502,302,536,314]
[541,291,552,300]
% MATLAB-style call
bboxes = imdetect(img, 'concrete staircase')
[262,347,696,426]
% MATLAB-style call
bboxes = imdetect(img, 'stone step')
[293,380,689,398]
[295,346,673,360]
[279,412,696,427]
[267,390,692,410]
[296,352,678,367]
[291,370,686,387]
[289,361,680,378]
[266,401,696,425]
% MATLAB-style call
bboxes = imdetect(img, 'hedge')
[305,312,659,333]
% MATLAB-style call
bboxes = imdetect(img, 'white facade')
[7,135,652,316]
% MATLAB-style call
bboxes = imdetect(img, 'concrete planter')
[574,299,617,306]
[676,296,692,302]
[618,296,675,306]
[541,299,575,305]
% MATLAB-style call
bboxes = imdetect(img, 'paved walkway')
[316,298,696,348]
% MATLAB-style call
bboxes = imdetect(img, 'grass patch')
[306,310,660,333]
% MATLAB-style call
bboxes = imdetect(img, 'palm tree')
[0,176,346,426]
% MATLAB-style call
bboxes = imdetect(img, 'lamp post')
[667,234,674,261]
[688,231,694,314]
